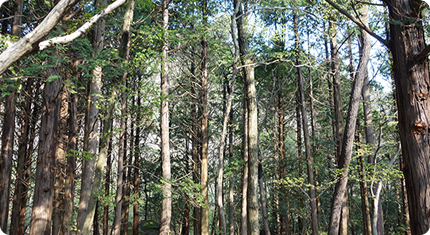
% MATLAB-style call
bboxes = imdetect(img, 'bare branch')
[324,0,389,47]
[0,0,82,76]
[39,0,126,50]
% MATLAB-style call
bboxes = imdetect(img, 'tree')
[159,0,172,233]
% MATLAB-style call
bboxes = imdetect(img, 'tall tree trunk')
[234,1,259,234]
[240,83,249,235]
[104,126,113,235]
[133,85,141,235]
[159,0,171,233]
[113,0,135,233]
[0,0,23,229]
[328,6,371,234]
[217,73,235,235]
[29,69,62,235]
[52,85,69,235]
[0,28,19,235]
[380,0,430,233]
[78,0,106,228]
[200,0,209,234]
[294,12,318,235]
[329,19,348,235]
[115,86,127,235]
[278,77,288,235]
[228,107,235,235]
[10,78,34,235]
[357,123,372,235]
[64,89,78,235]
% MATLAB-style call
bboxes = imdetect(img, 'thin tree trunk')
[399,153,411,235]
[133,84,141,235]
[0,0,22,230]
[294,12,318,235]
[328,6,371,234]
[217,74,235,234]
[52,85,69,235]
[78,0,105,228]
[357,123,372,235]
[159,0,171,233]
[29,69,62,235]
[63,63,79,235]
[228,107,235,235]
[278,77,288,235]
[81,88,118,235]
[0,67,17,235]
[104,126,113,235]
[113,0,134,233]
[234,1,259,234]
[10,78,33,235]
[200,0,209,234]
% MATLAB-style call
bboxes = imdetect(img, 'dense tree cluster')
[0,0,429,234]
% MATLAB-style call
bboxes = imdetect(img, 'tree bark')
[294,12,319,235]
[328,6,371,234]
[78,0,105,228]
[217,73,235,235]
[159,0,172,233]
[234,1,259,234]
[382,0,430,233]
[357,123,372,235]
[64,89,78,235]
[133,83,141,235]
[29,69,62,235]
[10,78,34,235]
[113,0,134,233]
[0,79,17,233]
[52,85,69,235]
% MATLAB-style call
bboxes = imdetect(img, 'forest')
[0,0,429,234]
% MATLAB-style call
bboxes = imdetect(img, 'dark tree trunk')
[10,78,35,235]
[383,0,430,233]
[133,86,141,235]
[29,70,62,235]
[328,6,371,234]
[52,85,69,235]
[104,126,112,235]
[64,89,78,235]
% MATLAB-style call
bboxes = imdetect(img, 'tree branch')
[0,0,82,76]
[39,0,126,51]
[324,0,389,47]
[413,44,430,63]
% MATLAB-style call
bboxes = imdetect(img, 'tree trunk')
[217,73,235,235]
[328,6,371,234]
[381,0,430,233]
[234,1,259,234]
[228,107,235,235]
[399,153,411,235]
[104,126,112,235]
[29,70,62,235]
[278,78,288,235]
[81,88,118,235]
[113,0,134,233]
[78,0,105,228]
[294,12,318,235]
[52,85,69,235]
[159,0,171,233]
[64,89,78,235]
[0,81,17,233]
[0,0,23,230]
[133,84,141,235]
[10,78,34,235]
[357,123,372,235]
